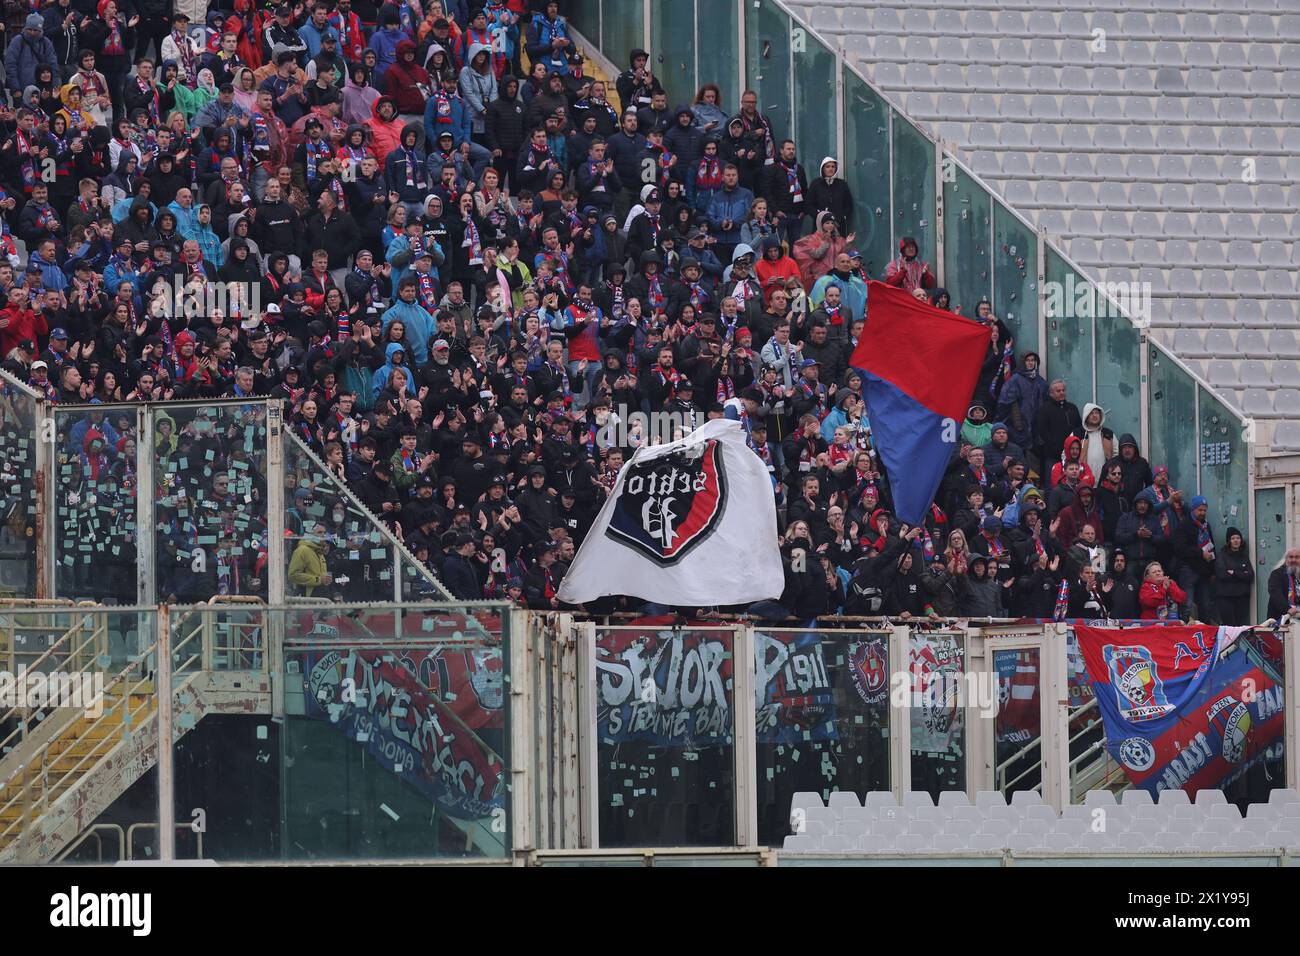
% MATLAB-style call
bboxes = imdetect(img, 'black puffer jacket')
[1214,529,1254,598]
[485,81,528,157]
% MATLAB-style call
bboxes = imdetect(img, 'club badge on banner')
[910,632,964,755]
[1075,624,1284,795]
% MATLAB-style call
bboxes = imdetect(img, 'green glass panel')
[695,0,739,111]
[942,165,993,317]
[277,605,509,860]
[909,630,965,800]
[602,0,644,88]
[1094,308,1141,446]
[155,402,270,604]
[0,380,37,599]
[651,0,696,105]
[568,0,601,41]
[842,67,891,278]
[755,630,891,847]
[1198,385,1250,556]
[792,33,837,189]
[1254,487,1286,623]
[991,203,1037,356]
[1043,247,1095,406]
[891,113,937,270]
[745,0,792,143]
[54,404,141,605]
[1147,347,1198,496]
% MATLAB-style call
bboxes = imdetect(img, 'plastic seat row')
[1157,297,1300,328]
[1068,237,1299,270]
[783,789,1300,855]
[1171,328,1300,360]
[1055,210,1294,243]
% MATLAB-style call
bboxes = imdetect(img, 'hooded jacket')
[1077,402,1114,477]
[803,156,853,231]
[664,106,705,172]
[1115,433,1154,506]
[385,40,432,116]
[366,95,406,164]
[369,23,406,86]
[791,212,848,287]
[1053,484,1105,550]
[1050,435,1096,489]
[458,43,499,134]
[372,341,418,399]
[1114,489,1171,568]
[342,72,382,126]
[996,353,1049,451]
[1213,527,1254,599]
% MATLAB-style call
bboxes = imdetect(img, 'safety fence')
[0,603,1294,862]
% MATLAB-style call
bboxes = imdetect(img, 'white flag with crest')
[557,418,783,605]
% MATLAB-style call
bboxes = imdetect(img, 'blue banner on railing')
[1076,624,1284,795]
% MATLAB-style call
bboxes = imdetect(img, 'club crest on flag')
[1206,694,1253,765]
[605,439,728,566]
[1103,644,1173,720]
[849,639,888,706]
[1118,736,1157,772]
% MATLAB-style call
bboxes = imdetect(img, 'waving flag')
[849,281,989,524]
[558,419,783,606]
[1076,624,1283,796]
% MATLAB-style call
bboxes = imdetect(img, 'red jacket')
[384,41,432,116]
[1139,579,1187,619]
[0,305,47,358]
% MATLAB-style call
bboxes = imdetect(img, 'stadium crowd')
[0,0,1260,625]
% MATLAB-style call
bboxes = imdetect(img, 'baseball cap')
[50,328,69,340]
[432,338,450,351]
[30,360,48,370]
[846,249,862,259]
[801,358,820,368]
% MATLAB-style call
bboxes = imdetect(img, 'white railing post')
[964,627,996,798]
[732,623,758,847]
[889,623,911,799]
[136,405,156,608]
[156,604,174,862]
[576,620,599,848]
[1043,622,1071,811]
[1286,620,1300,793]
[508,606,534,858]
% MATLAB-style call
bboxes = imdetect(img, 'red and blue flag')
[1076,624,1284,796]
[849,281,989,524]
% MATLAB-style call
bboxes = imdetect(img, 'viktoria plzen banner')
[1075,624,1284,795]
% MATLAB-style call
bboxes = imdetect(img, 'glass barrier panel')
[0,381,38,599]
[2,607,159,863]
[568,0,601,43]
[1094,307,1141,447]
[842,67,892,279]
[744,0,792,146]
[909,629,965,799]
[942,165,993,318]
[1198,385,1251,619]
[1043,248,1096,408]
[1146,349,1198,499]
[154,402,269,603]
[792,32,837,195]
[695,0,739,112]
[1254,487,1286,624]
[890,113,937,271]
[284,434,400,601]
[992,645,1042,796]
[991,203,1038,357]
[754,629,891,847]
[271,604,508,861]
[596,625,736,847]
[601,0,643,94]
[651,0,697,105]
[53,405,139,605]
